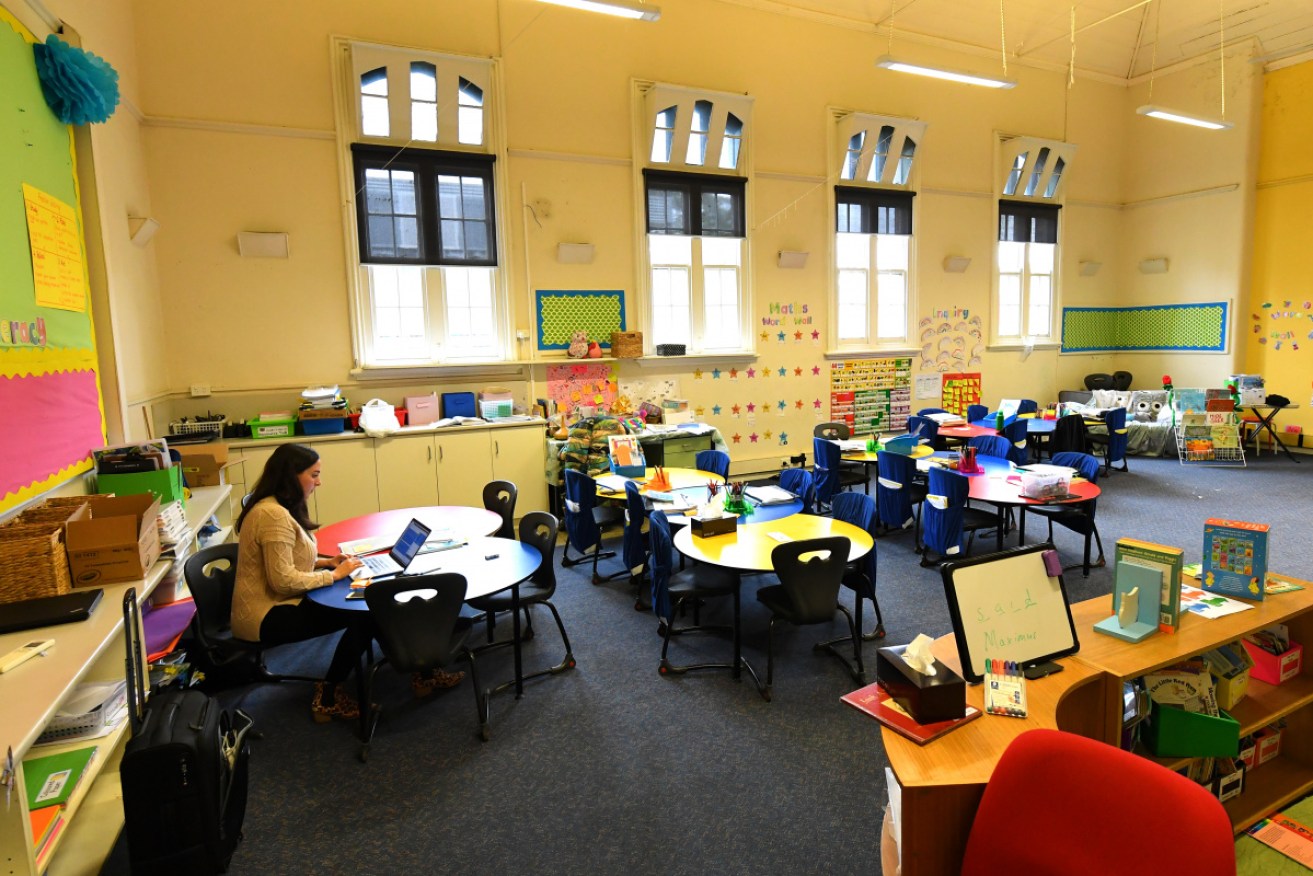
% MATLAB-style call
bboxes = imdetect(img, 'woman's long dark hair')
[236,443,320,533]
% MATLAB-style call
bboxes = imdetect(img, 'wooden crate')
[610,331,643,358]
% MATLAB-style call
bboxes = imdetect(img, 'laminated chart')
[829,358,912,436]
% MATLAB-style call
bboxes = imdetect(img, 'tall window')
[638,83,753,354]
[335,40,506,366]
[830,111,924,348]
[992,136,1074,344]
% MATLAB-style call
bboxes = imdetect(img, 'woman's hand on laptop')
[329,556,364,581]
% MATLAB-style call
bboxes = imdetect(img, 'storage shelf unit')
[0,485,232,876]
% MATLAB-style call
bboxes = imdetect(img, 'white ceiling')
[721,0,1313,81]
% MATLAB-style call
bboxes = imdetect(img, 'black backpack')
[119,591,254,875]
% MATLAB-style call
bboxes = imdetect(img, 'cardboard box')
[96,464,185,507]
[405,393,441,426]
[1243,638,1303,685]
[65,494,162,586]
[1238,737,1257,771]
[1210,762,1246,803]
[176,444,243,488]
[1256,726,1283,765]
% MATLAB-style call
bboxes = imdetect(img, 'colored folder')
[23,746,97,809]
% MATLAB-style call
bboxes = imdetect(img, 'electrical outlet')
[190,384,211,398]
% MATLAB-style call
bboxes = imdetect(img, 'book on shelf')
[22,746,98,810]
[841,682,981,745]
[1202,519,1269,601]
[1116,538,1184,633]
[29,806,61,852]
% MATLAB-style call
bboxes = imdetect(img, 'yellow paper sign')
[23,184,87,313]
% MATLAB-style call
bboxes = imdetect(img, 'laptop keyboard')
[358,555,396,576]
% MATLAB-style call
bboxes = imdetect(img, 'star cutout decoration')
[812,365,822,376]
[813,399,823,409]
[746,402,756,413]
[761,367,770,379]
[746,367,756,378]
[712,404,722,415]
[795,399,804,410]
[764,430,773,440]
[760,330,770,341]
[811,329,820,340]
[794,367,802,376]
[779,432,789,445]
[695,406,704,417]
[732,433,742,444]
[749,432,759,443]
[729,368,738,379]
[778,366,787,377]
[731,403,741,415]
[712,368,722,379]
[694,368,703,380]
[794,330,803,341]
[777,331,786,342]
[777,400,787,411]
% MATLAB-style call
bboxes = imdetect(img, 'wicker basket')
[0,501,84,605]
[610,331,643,358]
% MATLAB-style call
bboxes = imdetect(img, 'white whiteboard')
[943,546,1079,682]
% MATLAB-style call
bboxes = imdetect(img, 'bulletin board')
[546,362,617,420]
[829,357,912,436]
[1061,302,1229,353]
[941,373,981,416]
[535,290,625,350]
[0,8,105,515]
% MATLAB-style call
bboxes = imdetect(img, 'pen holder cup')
[875,644,965,724]
[959,447,978,474]
[722,496,753,517]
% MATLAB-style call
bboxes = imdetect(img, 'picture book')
[1202,519,1269,601]
[1116,538,1184,633]
[841,682,981,745]
[22,746,97,810]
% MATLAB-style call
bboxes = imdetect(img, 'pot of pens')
[722,481,753,517]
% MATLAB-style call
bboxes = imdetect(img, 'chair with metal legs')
[561,468,623,583]
[815,492,883,684]
[649,511,740,679]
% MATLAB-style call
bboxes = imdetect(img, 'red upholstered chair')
[961,729,1235,876]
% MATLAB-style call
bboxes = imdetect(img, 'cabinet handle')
[440,445,444,462]
[495,440,500,456]
[427,445,432,462]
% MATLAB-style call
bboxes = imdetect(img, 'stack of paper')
[595,474,632,493]
[156,501,194,600]
[746,485,798,505]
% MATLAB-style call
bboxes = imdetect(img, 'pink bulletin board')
[546,362,618,420]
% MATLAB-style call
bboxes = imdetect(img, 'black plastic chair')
[361,574,486,760]
[482,480,517,539]
[1049,414,1090,456]
[1020,452,1105,577]
[182,544,316,686]
[649,511,740,679]
[561,469,623,583]
[467,512,576,683]
[1112,371,1133,391]
[755,537,853,702]
[1084,373,1116,391]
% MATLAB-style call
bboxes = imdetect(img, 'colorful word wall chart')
[941,373,982,416]
[830,358,912,436]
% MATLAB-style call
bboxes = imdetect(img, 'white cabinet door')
[491,426,548,517]
[312,439,379,525]
[436,430,493,508]
[375,435,439,510]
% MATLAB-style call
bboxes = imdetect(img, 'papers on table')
[594,474,632,493]
[338,535,394,556]
[924,412,966,427]
[746,485,797,506]
[837,439,867,452]
[1180,584,1255,620]
[1015,464,1077,478]
[646,490,695,512]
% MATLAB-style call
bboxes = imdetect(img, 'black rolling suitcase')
[119,590,255,875]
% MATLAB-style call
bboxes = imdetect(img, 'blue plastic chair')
[695,449,731,481]
[907,415,939,444]
[1090,407,1129,474]
[813,493,884,683]
[648,511,739,677]
[562,469,622,583]
[779,468,815,514]
[920,467,994,567]
[1003,419,1030,466]
[813,437,843,511]
[875,450,922,538]
[616,481,650,606]
[967,404,989,423]
[1022,452,1105,577]
[969,434,1013,461]
[1017,399,1038,416]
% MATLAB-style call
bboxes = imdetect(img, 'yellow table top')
[596,467,722,498]
[672,513,874,573]
[843,444,933,461]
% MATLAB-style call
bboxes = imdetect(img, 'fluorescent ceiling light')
[875,55,1015,90]
[1136,105,1233,131]
[538,0,660,21]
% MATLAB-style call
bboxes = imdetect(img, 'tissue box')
[1019,471,1071,500]
[875,643,966,724]
[690,515,737,538]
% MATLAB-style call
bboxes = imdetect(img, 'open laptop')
[350,518,432,580]
[0,588,103,635]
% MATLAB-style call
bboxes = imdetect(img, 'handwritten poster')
[23,184,87,313]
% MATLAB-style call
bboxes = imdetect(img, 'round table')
[963,468,1101,552]
[318,506,504,554]
[937,423,998,441]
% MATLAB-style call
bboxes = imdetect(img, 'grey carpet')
[105,453,1313,875]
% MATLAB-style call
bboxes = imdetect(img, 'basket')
[37,681,127,745]
[0,502,83,605]
[248,416,296,440]
[610,331,643,358]
[169,420,225,437]
[655,344,686,356]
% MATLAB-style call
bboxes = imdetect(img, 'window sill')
[351,361,529,381]
[986,342,1061,353]
[630,352,758,368]
[823,347,919,361]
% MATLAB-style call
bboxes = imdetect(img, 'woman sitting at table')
[231,443,371,722]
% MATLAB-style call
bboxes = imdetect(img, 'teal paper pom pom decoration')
[32,34,120,125]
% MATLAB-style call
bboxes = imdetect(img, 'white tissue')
[902,633,938,676]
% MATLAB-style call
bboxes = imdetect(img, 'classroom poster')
[829,358,912,436]
[941,372,982,416]
[546,362,617,420]
[23,183,87,312]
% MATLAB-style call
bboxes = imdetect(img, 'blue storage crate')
[442,391,476,418]
[300,417,345,435]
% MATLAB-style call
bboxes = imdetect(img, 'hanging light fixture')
[537,0,660,21]
[875,0,1016,89]
[1136,0,1233,131]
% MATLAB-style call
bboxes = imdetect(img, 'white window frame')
[990,135,1076,348]
[827,110,926,352]
[634,80,754,357]
[332,38,513,371]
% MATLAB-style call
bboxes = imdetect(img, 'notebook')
[745,485,798,505]
[0,589,103,635]
[350,518,432,580]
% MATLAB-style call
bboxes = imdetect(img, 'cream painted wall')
[123,0,1263,468]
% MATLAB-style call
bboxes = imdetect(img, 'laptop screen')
[389,518,433,570]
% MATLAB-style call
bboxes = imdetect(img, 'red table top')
[967,474,1101,506]
[317,506,504,554]
[937,423,998,439]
